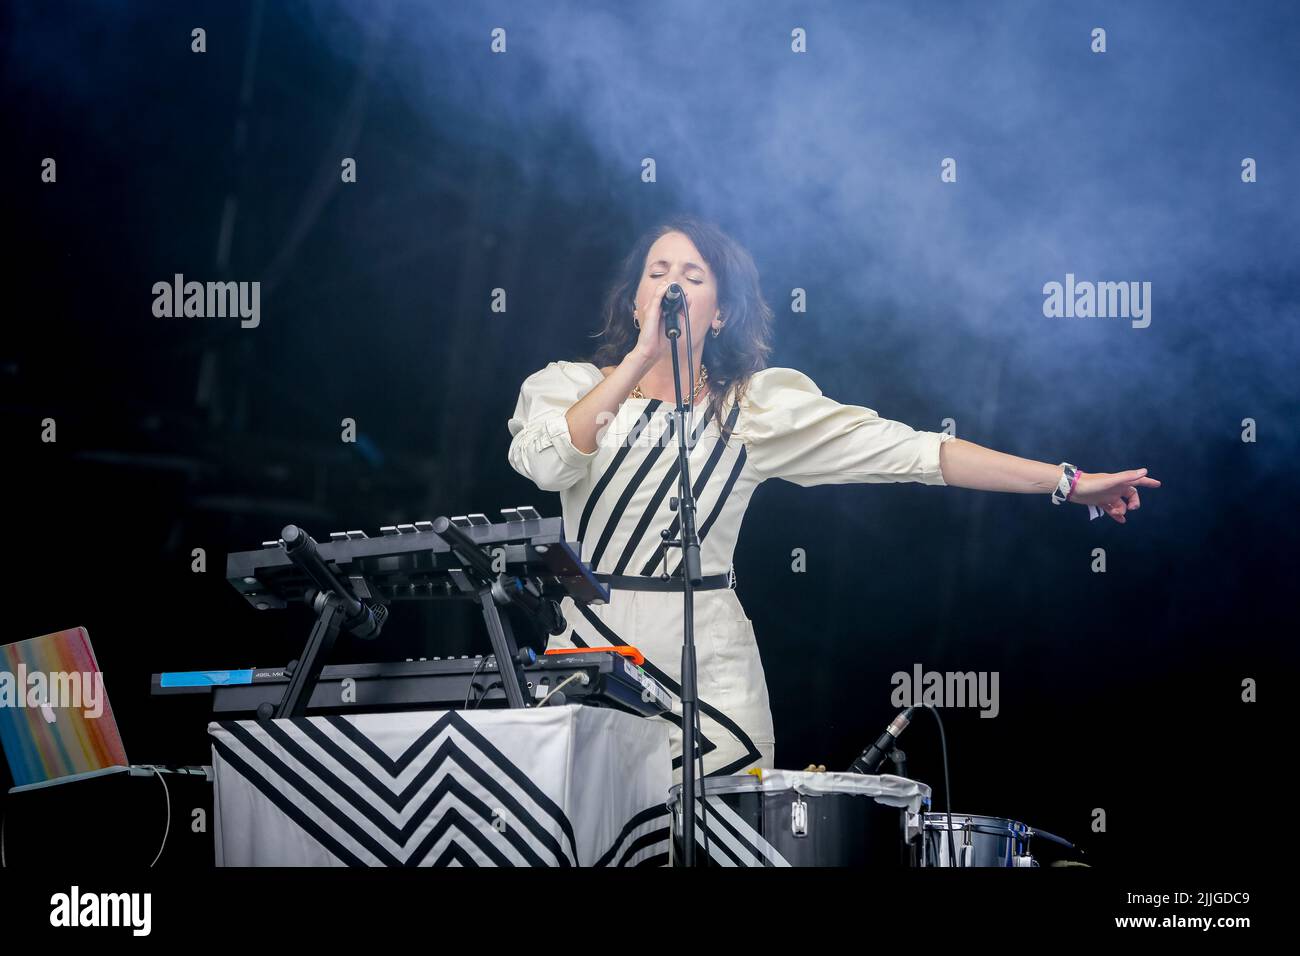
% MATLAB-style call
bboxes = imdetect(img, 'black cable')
[464,654,494,709]
[473,678,502,708]
[920,704,958,867]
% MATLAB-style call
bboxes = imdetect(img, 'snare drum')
[666,771,931,867]
[918,813,1046,867]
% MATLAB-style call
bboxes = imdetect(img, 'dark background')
[3,0,1295,870]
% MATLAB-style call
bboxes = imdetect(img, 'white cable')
[537,672,586,707]
[149,767,172,868]
[1,770,174,868]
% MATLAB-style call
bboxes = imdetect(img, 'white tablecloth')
[208,705,671,866]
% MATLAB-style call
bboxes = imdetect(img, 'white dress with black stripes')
[507,361,953,783]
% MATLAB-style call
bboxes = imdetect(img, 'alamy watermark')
[1043,273,1151,328]
[591,408,712,451]
[152,273,260,328]
[50,886,151,936]
[891,663,999,718]
[0,666,105,720]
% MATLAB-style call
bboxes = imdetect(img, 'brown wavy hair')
[588,216,774,444]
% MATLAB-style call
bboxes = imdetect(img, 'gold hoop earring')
[633,310,641,331]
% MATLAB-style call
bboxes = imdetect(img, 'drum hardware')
[846,702,1087,868]
[667,771,932,867]
[791,796,808,837]
[845,700,1094,865]
[848,704,957,868]
[886,748,907,778]
[918,813,1077,867]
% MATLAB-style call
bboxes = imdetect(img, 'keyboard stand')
[266,591,349,720]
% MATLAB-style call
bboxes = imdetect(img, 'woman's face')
[634,231,722,344]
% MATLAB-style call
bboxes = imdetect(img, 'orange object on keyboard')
[544,646,645,666]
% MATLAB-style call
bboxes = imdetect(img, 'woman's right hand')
[631,281,674,367]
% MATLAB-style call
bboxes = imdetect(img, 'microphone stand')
[269,524,388,719]
[659,286,707,866]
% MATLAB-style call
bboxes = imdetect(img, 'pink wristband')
[1065,468,1082,501]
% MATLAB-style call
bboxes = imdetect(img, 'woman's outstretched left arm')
[938,438,1161,524]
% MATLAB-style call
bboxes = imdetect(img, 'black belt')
[593,570,735,592]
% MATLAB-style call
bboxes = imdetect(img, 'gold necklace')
[630,363,709,402]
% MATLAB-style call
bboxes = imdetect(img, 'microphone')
[847,706,916,774]
[661,282,684,338]
[281,524,385,639]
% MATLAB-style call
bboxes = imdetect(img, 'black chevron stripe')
[435,712,580,857]
[321,711,579,862]
[670,443,748,578]
[577,400,663,544]
[594,803,671,866]
[306,728,569,864]
[211,737,368,867]
[617,828,671,867]
[411,776,551,866]
[570,603,760,774]
[710,749,767,777]
[308,718,574,864]
[695,798,772,866]
[219,720,405,865]
[296,717,442,802]
[315,710,457,775]
[406,802,519,867]
[431,841,478,867]
[639,403,740,575]
[589,413,678,570]
[612,404,717,575]
[220,719,572,865]
[214,721,675,867]
[702,827,749,867]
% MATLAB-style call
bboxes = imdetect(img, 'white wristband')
[1051,463,1078,505]
[1054,462,1104,519]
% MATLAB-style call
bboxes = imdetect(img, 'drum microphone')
[848,706,917,774]
[660,282,684,338]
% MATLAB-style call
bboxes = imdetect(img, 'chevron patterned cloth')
[208,705,671,866]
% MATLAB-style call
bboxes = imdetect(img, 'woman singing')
[507,217,1159,782]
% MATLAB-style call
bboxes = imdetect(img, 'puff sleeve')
[736,367,952,487]
[507,361,603,492]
